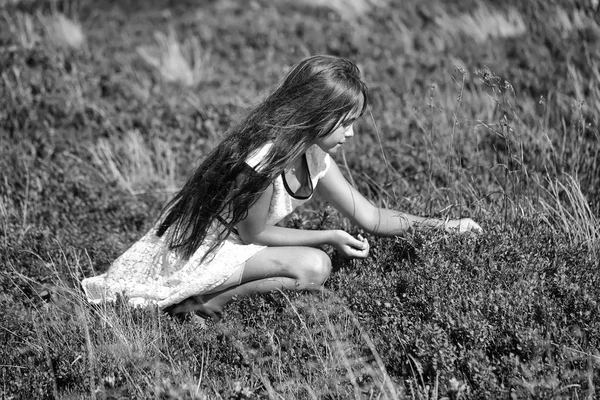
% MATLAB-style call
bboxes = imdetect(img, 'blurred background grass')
[1,0,599,398]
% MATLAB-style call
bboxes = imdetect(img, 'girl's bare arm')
[236,182,369,258]
[316,161,481,235]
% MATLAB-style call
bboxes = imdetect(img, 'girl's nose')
[345,125,354,138]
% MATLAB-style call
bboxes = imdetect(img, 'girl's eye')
[342,119,355,128]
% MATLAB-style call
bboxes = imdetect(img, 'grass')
[2,11,39,49]
[292,0,386,21]
[38,11,85,49]
[137,25,212,87]
[539,174,600,258]
[1,0,599,398]
[434,4,527,43]
[89,130,178,196]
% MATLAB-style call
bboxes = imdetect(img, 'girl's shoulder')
[244,142,331,178]
[245,143,274,171]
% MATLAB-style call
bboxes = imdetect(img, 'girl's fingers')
[338,233,369,257]
[463,218,482,233]
[359,238,368,250]
[347,248,368,258]
[349,236,366,249]
[450,218,483,233]
[346,237,369,258]
[356,235,369,249]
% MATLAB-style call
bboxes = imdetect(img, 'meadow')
[1,0,599,398]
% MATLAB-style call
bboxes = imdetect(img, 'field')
[1,0,600,398]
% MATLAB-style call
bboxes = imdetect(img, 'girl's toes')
[190,313,208,328]
[194,305,222,322]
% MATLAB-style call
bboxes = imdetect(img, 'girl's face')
[316,119,356,154]
[315,97,363,155]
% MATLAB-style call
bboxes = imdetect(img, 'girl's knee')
[299,249,331,289]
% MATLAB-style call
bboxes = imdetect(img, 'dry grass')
[123,65,155,103]
[2,64,34,110]
[567,61,600,115]
[20,257,415,399]
[20,268,208,399]
[552,6,600,33]
[38,11,85,49]
[0,0,34,5]
[435,4,526,43]
[291,0,387,20]
[266,292,404,399]
[137,26,212,87]
[89,130,178,196]
[2,11,40,49]
[539,174,600,257]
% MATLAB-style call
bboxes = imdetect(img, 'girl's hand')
[445,218,483,233]
[331,231,370,259]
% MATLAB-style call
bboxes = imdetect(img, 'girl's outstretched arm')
[316,161,482,236]
[236,181,369,258]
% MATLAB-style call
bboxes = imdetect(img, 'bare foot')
[164,295,222,322]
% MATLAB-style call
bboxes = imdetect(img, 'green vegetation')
[1,0,599,398]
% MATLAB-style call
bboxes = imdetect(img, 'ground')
[1,0,599,398]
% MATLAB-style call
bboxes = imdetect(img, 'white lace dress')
[80,144,331,309]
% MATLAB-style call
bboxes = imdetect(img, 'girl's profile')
[81,55,481,322]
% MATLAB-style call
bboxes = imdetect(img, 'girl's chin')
[317,143,342,154]
[328,144,344,153]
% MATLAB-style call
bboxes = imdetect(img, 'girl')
[81,55,481,321]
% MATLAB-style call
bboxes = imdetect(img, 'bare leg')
[168,246,331,319]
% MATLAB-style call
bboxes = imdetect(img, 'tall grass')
[539,174,600,258]
[10,253,422,399]
[89,130,178,196]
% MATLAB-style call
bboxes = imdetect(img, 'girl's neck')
[283,152,312,198]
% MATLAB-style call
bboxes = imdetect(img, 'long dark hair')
[156,55,369,260]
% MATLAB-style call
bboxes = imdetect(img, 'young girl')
[81,55,481,321]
